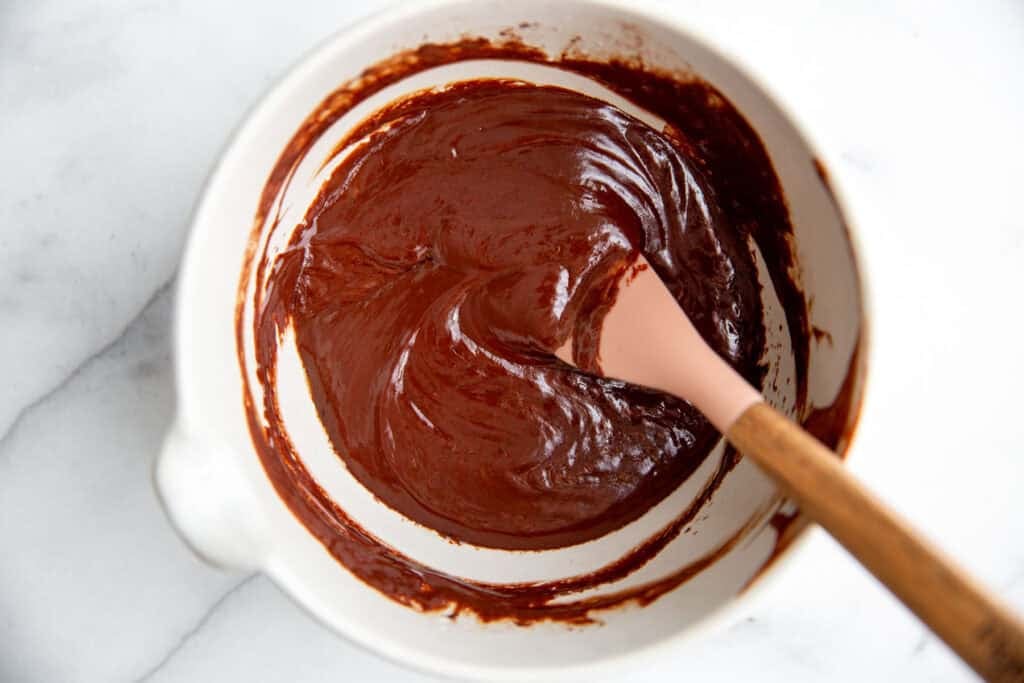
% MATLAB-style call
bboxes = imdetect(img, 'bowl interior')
[178,0,865,678]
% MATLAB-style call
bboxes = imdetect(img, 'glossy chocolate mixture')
[275,79,765,550]
[238,39,858,622]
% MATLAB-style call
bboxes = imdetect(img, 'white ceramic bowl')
[156,1,868,679]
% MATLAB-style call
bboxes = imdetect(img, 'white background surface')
[2,1,1023,681]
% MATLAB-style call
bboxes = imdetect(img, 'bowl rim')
[171,0,874,678]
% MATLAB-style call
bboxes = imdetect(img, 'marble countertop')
[2,1,1023,680]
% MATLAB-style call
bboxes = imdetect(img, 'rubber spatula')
[556,254,1024,682]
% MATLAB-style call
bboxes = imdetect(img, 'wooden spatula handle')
[729,402,1024,682]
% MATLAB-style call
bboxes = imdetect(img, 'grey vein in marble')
[0,276,175,456]
[132,575,257,683]
[0,284,240,683]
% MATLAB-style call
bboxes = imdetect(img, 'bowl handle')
[154,422,264,571]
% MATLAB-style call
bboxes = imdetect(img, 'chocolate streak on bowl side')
[236,39,858,624]
[744,336,866,590]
